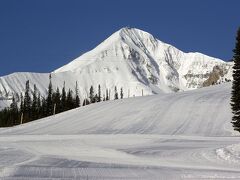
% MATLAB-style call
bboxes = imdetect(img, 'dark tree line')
[231,27,240,132]
[0,76,124,127]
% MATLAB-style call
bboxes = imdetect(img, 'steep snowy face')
[55,27,232,92]
[0,27,233,106]
[54,28,181,92]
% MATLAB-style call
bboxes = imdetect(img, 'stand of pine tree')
[0,78,124,127]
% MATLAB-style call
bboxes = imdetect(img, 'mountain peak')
[103,27,158,47]
[53,27,232,93]
[54,27,162,74]
[0,28,232,107]
[98,27,151,46]
[117,27,156,42]
[117,26,142,34]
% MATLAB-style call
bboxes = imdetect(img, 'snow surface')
[0,99,11,110]
[0,28,233,110]
[0,83,239,179]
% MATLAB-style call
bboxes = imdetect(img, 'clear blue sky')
[0,0,239,76]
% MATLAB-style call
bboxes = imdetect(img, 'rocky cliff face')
[184,63,232,89]
[203,65,232,87]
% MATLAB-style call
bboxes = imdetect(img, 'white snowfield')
[0,28,233,107]
[0,83,240,179]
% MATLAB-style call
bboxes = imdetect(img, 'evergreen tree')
[106,89,109,101]
[114,86,118,100]
[19,93,24,124]
[23,80,32,122]
[53,87,61,114]
[46,74,54,116]
[60,82,66,112]
[89,86,95,103]
[97,84,101,102]
[94,94,98,103]
[75,93,80,108]
[20,93,24,115]
[83,98,90,106]
[231,27,240,132]
[37,92,41,118]
[0,108,9,127]
[41,97,47,117]
[120,87,124,99]
[83,99,86,106]
[55,87,61,113]
[66,89,74,110]
[10,95,18,125]
[31,84,38,120]
[75,81,80,108]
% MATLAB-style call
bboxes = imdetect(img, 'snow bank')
[216,143,240,164]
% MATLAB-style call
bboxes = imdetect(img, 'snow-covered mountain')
[0,27,233,103]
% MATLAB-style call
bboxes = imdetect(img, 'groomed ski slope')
[0,83,240,179]
[0,82,234,136]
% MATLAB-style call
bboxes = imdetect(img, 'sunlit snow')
[0,83,239,179]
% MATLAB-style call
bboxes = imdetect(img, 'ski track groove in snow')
[0,83,240,179]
